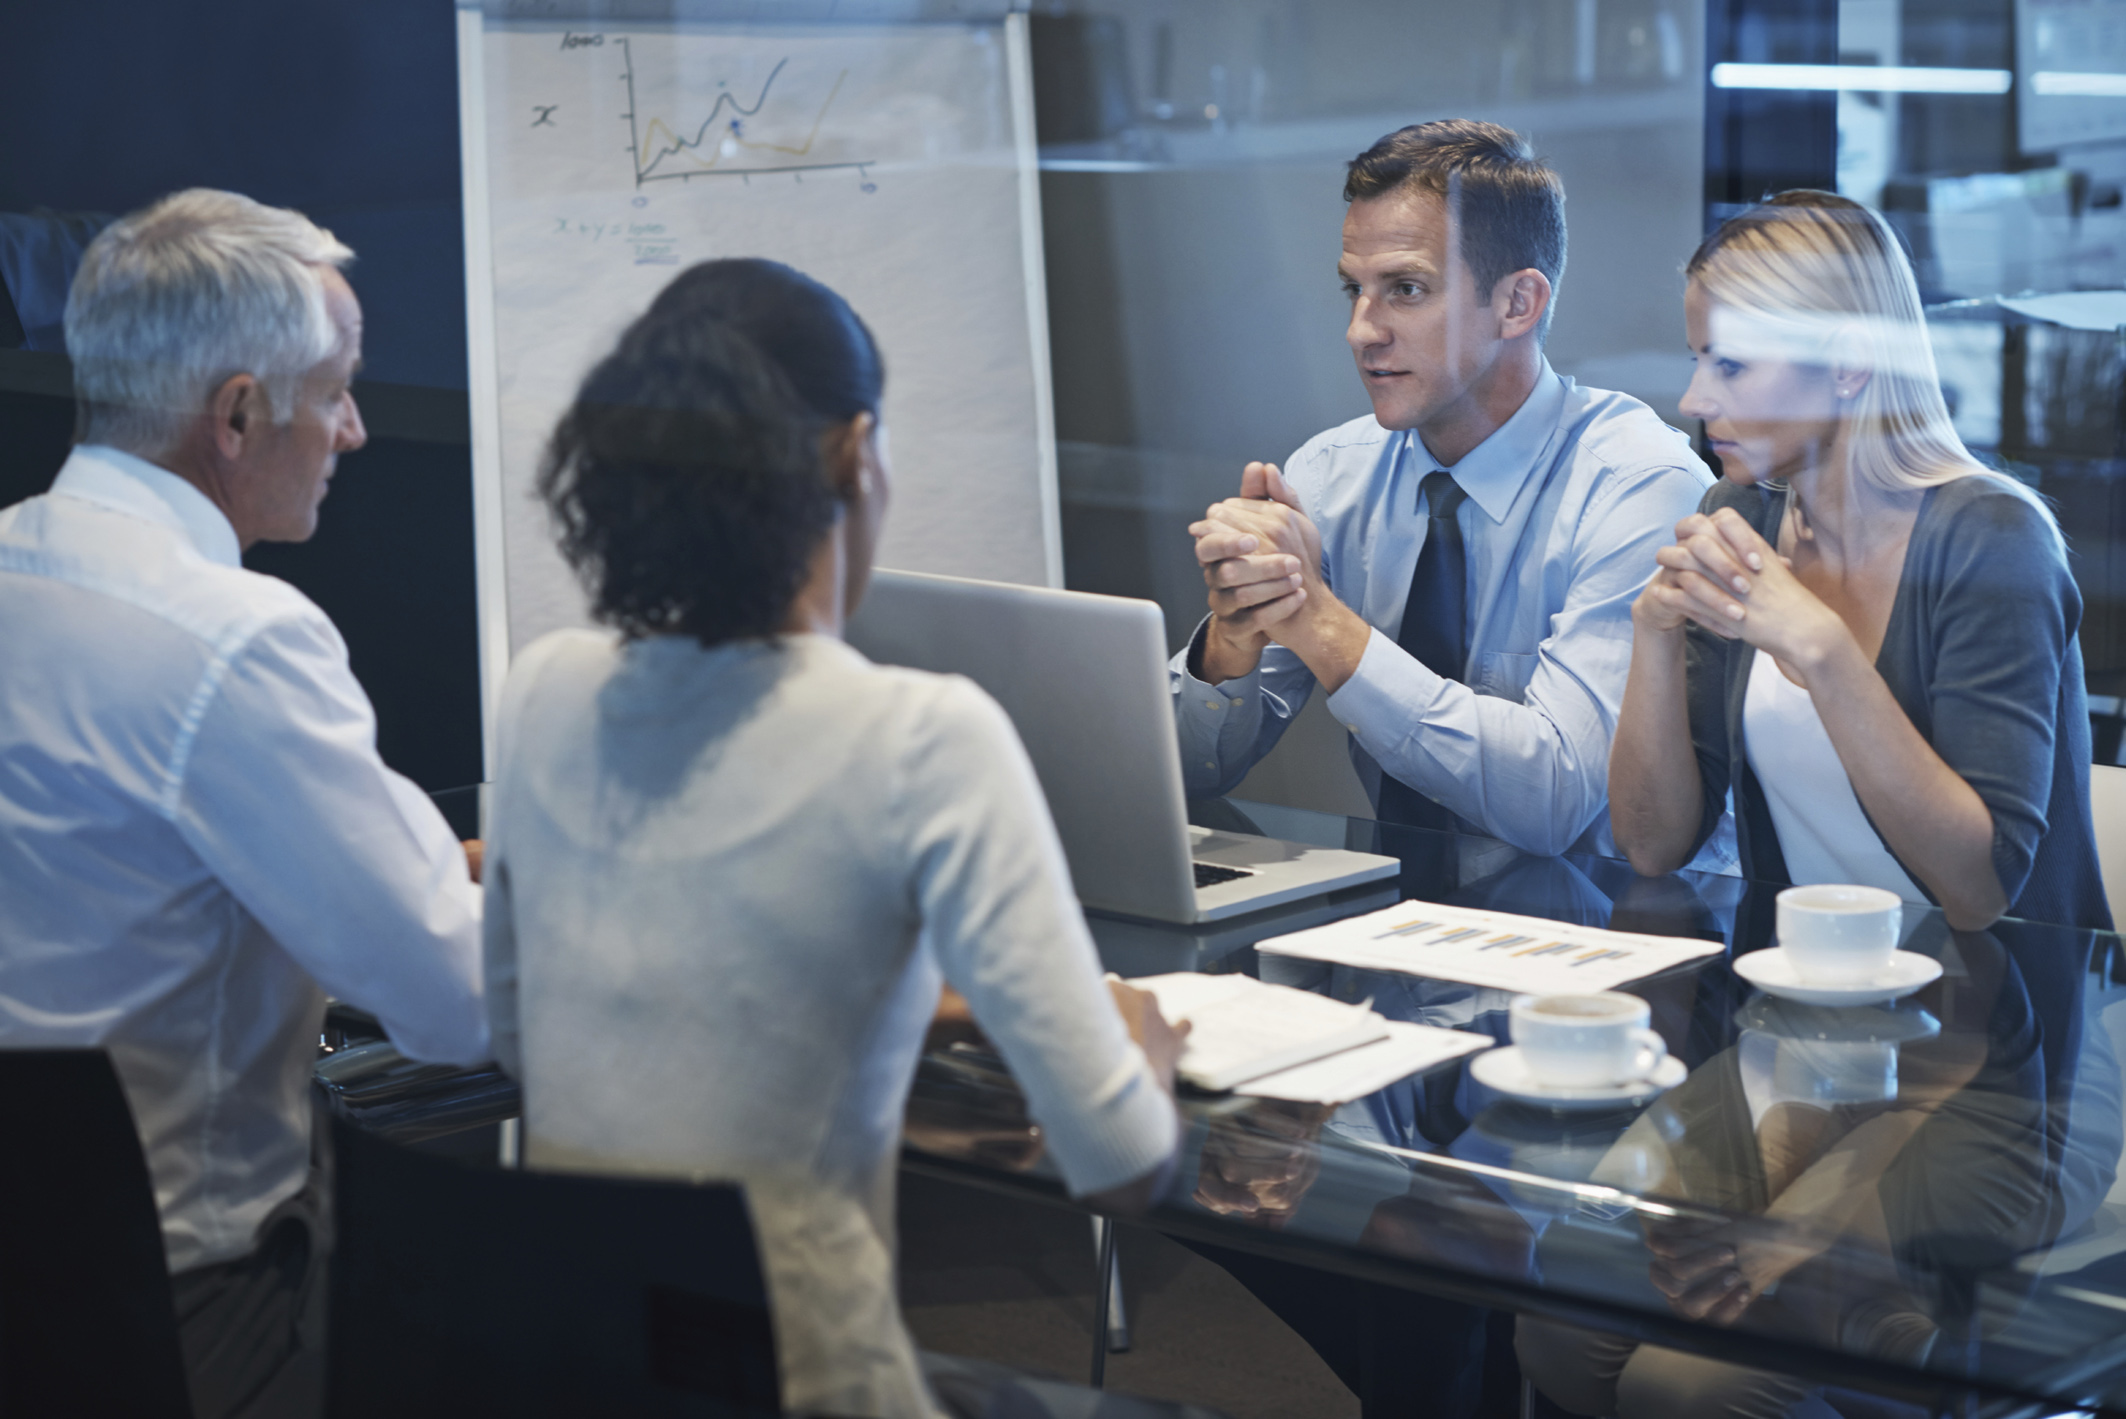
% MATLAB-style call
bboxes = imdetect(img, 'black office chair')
[326,1115,783,1418]
[0,1048,194,1418]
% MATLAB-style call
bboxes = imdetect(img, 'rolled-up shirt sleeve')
[172,607,488,1066]
[901,679,1178,1198]
[1324,463,1705,856]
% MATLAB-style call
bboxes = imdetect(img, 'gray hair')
[64,189,353,457]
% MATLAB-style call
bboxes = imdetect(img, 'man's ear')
[825,410,877,501]
[1496,268,1552,342]
[207,373,263,462]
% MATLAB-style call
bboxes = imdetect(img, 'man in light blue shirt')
[1176,120,1715,861]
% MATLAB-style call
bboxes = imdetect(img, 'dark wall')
[1702,0,1838,220]
[0,0,482,793]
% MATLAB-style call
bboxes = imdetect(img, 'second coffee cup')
[1509,991,1667,1089]
[1776,883,1901,984]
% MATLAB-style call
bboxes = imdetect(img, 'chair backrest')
[326,1116,782,1418]
[2091,764,2126,927]
[0,1048,194,1418]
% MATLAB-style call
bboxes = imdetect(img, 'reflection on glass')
[905,808,2126,1413]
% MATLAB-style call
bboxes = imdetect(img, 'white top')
[1743,648,1928,903]
[0,446,488,1272]
[486,630,1177,1419]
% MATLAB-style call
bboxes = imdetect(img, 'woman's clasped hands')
[1637,506,1854,681]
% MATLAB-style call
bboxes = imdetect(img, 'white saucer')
[1734,995,1940,1044]
[1469,1046,1687,1111]
[1731,949,1942,1007]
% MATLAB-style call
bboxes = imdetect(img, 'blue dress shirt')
[1172,364,1717,859]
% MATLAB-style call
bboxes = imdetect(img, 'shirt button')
[1204,761,1216,770]
[1230,697,1245,707]
[1205,699,1220,709]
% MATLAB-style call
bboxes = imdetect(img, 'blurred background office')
[1,0,2122,816]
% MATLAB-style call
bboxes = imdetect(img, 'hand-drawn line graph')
[617,37,874,187]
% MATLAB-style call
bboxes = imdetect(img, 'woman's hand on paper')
[1107,977,1190,1098]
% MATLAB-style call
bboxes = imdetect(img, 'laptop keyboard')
[1193,861,1256,889]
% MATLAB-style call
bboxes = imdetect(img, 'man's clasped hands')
[1193,467,1858,689]
[1189,462,1371,693]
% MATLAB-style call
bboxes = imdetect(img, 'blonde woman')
[1609,190,2107,932]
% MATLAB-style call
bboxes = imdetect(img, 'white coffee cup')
[1776,884,1901,985]
[1509,992,1668,1089]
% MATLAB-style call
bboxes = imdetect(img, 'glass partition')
[1831,0,2126,747]
[1035,0,1708,648]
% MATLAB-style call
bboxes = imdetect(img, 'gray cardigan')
[1681,474,2111,930]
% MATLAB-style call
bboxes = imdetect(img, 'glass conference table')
[898,798,2126,1419]
[327,788,2126,1416]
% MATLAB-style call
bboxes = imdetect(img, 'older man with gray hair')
[0,189,486,1418]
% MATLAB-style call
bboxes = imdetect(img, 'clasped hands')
[1642,1213,1825,1326]
[1636,507,1852,680]
[1190,462,1367,689]
[1194,1098,1332,1227]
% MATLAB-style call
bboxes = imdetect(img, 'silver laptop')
[845,569,1400,923]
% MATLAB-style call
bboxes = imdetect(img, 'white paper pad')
[1256,901,1723,994]
[1998,291,2126,332]
[1237,1020,1490,1104]
[1130,973,1390,1092]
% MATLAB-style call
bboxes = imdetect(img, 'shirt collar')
[49,445,243,568]
[1411,360,1568,525]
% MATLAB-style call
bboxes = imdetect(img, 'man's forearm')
[1197,618,1269,684]
[1268,593,1372,694]
[1609,623,1704,876]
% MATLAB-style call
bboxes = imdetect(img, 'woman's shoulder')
[514,626,623,678]
[500,627,621,710]
[1926,468,2050,518]
[818,645,1031,810]
[818,637,1013,737]
[1920,471,2064,557]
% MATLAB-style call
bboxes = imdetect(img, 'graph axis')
[614,36,874,189]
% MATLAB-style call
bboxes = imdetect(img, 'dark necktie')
[1376,470,1468,831]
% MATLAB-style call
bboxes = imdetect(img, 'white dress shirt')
[0,446,487,1274]
[1173,365,1720,860]
[487,630,1176,1419]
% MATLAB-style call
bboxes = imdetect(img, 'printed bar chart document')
[1256,901,1723,994]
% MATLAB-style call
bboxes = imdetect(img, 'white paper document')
[1237,1020,1491,1104]
[1130,973,1391,1092]
[1255,901,1723,994]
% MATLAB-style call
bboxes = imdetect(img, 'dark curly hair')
[538,258,883,645]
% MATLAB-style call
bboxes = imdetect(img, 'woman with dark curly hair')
[481,259,1190,1419]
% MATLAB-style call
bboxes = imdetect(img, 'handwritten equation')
[549,215,677,266]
